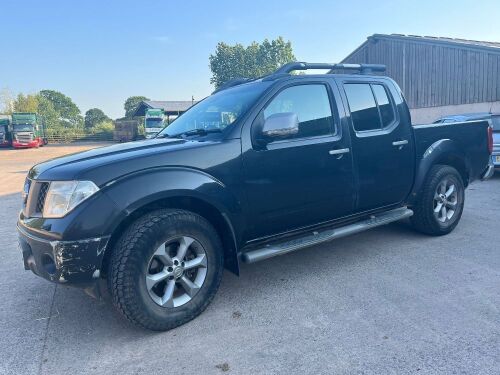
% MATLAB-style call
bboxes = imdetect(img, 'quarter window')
[372,84,395,127]
[263,84,334,139]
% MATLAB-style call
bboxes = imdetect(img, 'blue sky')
[1,0,499,118]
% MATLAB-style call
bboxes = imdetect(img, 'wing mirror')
[261,112,299,141]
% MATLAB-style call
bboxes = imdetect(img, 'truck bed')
[413,120,491,183]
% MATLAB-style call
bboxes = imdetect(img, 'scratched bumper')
[17,224,109,287]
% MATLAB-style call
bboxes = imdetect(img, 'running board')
[241,207,413,263]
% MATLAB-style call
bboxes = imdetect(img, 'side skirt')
[240,207,413,263]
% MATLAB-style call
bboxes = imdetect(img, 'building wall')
[410,100,500,124]
[343,37,500,109]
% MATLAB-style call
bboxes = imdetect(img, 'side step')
[241,207,413,263]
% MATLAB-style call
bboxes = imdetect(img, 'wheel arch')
[100,168,243,277]
[408,139,469,205]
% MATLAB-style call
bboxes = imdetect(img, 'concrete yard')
[0,144,498,374]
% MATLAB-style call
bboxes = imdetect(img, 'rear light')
[487,126,493,154]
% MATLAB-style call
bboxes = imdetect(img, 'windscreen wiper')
[168,128,223,138]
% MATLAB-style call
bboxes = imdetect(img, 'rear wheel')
[410,165,465,236]
[108,209,224,331]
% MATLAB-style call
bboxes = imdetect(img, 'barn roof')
[133,100,197,116]
[344,33,500,62]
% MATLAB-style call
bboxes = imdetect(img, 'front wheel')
[108,209,224,331]
[410,165,465,236]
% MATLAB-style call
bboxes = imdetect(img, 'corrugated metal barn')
[342,34,500,123]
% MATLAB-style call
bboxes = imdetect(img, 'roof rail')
[212,78,255,93]
[275,61,386,74]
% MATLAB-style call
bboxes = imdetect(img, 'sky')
[1,0,500,119]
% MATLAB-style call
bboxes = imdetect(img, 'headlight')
[43,181,99,218]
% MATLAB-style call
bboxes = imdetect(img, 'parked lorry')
[0,115,12,147]
[17,62,494,331]
[144,108,165,138]
[11,112,47,148]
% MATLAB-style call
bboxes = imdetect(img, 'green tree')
[209,37,296,89]
[13,93,39,113]
[84,108,110,129]
[124,96,149,118]
[39,89,82,127]
[36,95,60,130]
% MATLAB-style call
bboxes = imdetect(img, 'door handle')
[329,148,350,159]
[392,140,408,147]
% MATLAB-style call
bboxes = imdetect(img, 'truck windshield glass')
[158,82,270,137]
[13,124,33,131]
[145,119,163,128]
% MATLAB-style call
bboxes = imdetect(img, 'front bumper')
[13,140,39,148]
[17,223,109,287]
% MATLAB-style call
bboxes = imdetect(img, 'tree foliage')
[39,90,82,127]
[84,108,110,129]
[209,37,296,89]
[124,96,149,118]
[13,93,39,113]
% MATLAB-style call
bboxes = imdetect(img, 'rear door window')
[344,84,382,131]
[344,83,396,132]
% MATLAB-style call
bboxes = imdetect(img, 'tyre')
[108,209,224,331]
[410,165,465,236]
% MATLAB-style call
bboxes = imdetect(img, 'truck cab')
[11,113,47,148]
[144,109,165,138]
[0,115,12,147]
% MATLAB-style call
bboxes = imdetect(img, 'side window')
[263,84,334,139]
[372,84,395,127]
[344,84,382,131]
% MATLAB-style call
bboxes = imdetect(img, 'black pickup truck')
[18,62,494,330]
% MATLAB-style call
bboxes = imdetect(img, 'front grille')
[36,182,50,213]
[23,180,50,218]
[17,134,33,143]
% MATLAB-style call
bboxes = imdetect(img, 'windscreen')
[13,124,33,132]
[145,118,163,129]
[158,82,270,137]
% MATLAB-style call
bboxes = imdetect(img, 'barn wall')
[343,38,500,109]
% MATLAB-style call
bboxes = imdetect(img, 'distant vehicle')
[113,118,139,142]
[433,113,500,169]
[0,115,12,147]
[18,62,494,331]
[11,113,47,148]
[144,108,165,138]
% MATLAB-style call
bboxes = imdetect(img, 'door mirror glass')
[261,112,299,140]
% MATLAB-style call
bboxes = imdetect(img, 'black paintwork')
[17,72,492,288]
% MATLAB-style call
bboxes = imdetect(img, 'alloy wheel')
[433,178,459,223]
[146,236,208,308]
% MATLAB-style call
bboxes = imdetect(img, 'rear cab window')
[344,82,396,132]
